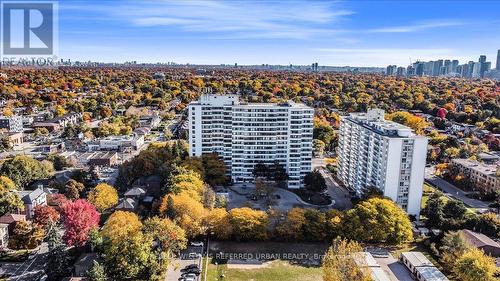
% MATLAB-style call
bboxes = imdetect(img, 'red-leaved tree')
[61,199,100,247]
[33,205,60,227]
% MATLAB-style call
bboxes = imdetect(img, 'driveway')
[165,246,203,281]
[373,254,413,281]
[227,184,333,211]
[318,168,352,210]
[425,167,490,209]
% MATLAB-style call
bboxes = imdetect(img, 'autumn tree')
[33,205,60,227]
[344,198,413,245]
[63,179,86,200]
[276,207,306,240]
[204,208,233,240]
[229,207,268,240]
[159,192,206,238]
[323,237,372,281]
[88,183,119,212]
[386,111,429,134]
[0,176,23,216]
[101,211,143,245]
[8,220,45,250]
[169,169,205,201]
[453,248,497,281]
[143,216,187,254]
[61,199,100,246]
[101,211,155,280]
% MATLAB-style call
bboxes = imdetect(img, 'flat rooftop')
[452,158,498,176]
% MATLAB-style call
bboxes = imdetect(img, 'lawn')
[203,259,322,281]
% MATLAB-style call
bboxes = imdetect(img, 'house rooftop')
[16,188,45,204]
[400,252,434,267]
[462,229,500,249]
[0,213,26,224]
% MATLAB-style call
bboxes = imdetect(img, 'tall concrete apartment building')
[337,109,428,216]
[188,94,313,188]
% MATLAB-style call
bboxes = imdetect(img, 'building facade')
[0,115,23,132]
[188,94,313,188]
[337,109,428,216]
[450,158,499,194]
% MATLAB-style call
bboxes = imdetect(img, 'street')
[424,167,490,209]
[0,243,49,281]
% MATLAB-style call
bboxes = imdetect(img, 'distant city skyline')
[57,1,500,66]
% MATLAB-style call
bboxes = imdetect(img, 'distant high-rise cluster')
[386,49,500,79]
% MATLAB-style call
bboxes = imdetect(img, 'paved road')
[424,167,490,209]
[318,168,352,210]
[0,243,49,281]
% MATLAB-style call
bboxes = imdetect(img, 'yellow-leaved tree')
[159,192,206,238]
[323,237,372,281]
[229,207,269,241]
[203,208,233,240]
[88,183,119,212]
[453,248,498,281]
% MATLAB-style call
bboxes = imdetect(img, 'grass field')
[203,259,322,281]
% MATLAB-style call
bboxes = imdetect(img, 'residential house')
[0,213,26,232]
[16,188,47,219]
[115,198,138,212]
[462,229,500,257]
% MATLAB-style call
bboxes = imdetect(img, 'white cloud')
[368,20,464,33]
[78,0,354,39]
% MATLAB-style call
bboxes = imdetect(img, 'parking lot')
[166,245,204,281]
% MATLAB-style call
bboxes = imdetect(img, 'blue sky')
[57,0,500,66]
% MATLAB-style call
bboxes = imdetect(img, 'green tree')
[0,155,54,188]
[304,170,327,192]
[63,179,86,200]
[46,223,69,281]
[439,231,470,270]
[302,209,327,241]
[87,260,108,281]
[201,153,227,186]
[422,192,445,227]
[0,135,12,152]
[312,139,326,156]
[47,154,72,171]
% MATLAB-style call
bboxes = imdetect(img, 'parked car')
[190,241,204,247]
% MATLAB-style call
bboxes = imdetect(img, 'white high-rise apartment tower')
[188,94,313,188]
[337,109,428,217]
